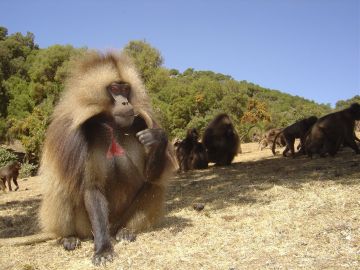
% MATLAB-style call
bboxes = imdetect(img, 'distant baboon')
[252,133,261,143]
[36,52,174,265]
[259,128,286,150]
[188,142,208,170]
[202,114,239,166]
[272,116,318,157]
[0,161,21,191]
[305,103,360,157]
[175,128,208,171]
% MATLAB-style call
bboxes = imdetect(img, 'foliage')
[19,161,37,178]
[0,147,17,167]
[123,40,163,84]
[9,97,54,161]
[335,95,360,110]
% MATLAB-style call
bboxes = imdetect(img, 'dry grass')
[0,142,360,269]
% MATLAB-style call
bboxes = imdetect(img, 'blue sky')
[1,0,359,107]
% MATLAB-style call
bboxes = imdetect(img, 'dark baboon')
[37,52,174,265]
[305,103,360,157]
[0,161,21,191]
[259,128,285,150]
[272,116,318,157]
[202,114,239,166]
[175,128,208,171]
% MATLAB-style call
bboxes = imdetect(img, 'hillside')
[1,142,359,269]
[0,30,333,161]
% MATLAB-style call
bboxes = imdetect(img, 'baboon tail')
[0,232,56,247]
[272,131,283,155]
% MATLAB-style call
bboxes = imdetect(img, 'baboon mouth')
[114,113,135,118]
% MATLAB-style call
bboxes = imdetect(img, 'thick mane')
[53,51,154,130]
[40,116,87,194]
[40,51,155,193]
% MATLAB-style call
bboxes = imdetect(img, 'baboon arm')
[84,189,113,254]
[145,138,168,182]
[137,128,169,182]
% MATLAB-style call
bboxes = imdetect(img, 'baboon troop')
[173,105,360,169]
[0,161,21,191]
[173,114,240,170]
[272,116,318,157]
[264,103,360,158]
[305,103,360,157]
[38,52,174,265]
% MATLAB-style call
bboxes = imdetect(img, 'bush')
[19,161,37,178]
[0,147,17,167]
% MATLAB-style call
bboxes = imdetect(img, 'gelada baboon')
[37,52,174,265]
[305,103,360,157]
[0,161,21,191]
[272,116,318,157]
[202,113,239,166]
[175,128,208,171]
[259,128,285,150]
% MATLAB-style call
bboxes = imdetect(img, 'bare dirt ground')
[0,142,360,270]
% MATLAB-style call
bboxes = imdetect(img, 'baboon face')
[107,81,135,127]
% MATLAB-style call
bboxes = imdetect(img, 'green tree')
[124,40,163,85]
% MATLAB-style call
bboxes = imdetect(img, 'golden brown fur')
[36,51,174,262]
[40,53,172,242]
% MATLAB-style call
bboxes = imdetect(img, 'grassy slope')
[0,142,359,270]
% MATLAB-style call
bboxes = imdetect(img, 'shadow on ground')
[0,198,41,238]
[166,149,360,212]
[0,148,359,238]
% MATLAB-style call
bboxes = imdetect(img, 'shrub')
[0,147,17,167]
[19,161,37,178]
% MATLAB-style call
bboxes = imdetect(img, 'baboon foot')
[60,236,81,251]
[92,248,115,266]
[115,228,137,242]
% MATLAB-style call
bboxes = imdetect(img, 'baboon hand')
[136,128,167,147]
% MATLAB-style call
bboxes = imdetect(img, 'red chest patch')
[104,124,125,159]
[107,137,125,159]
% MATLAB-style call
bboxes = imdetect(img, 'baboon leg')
[114,183,165,236]
[287,137,296,158]
[297,138,306,155]
[321,139,337,157]
[6,177,12,191]
[344,138,360,154]
[1,179,5,191]
[282,145,289,157]
[84,189,114,265]
[12,176,19,191]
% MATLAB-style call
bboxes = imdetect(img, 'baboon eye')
[108,82,131,98]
